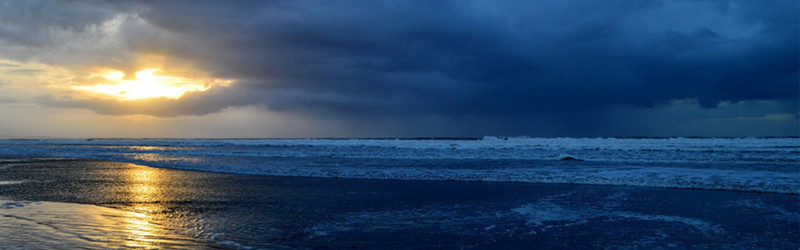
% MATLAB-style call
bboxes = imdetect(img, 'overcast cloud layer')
[0,0,797,137]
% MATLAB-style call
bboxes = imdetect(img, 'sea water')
[0,137,797,194]
[0,137,798,248]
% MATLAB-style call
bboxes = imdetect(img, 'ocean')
[0,137,797,248]
[1,137,797,194]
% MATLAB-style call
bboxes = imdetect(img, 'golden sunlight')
[74,69,229,100]
[124,165,164,248]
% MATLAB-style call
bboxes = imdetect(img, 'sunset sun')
[74,69,224,100]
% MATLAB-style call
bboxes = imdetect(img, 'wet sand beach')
[0,157,797,248]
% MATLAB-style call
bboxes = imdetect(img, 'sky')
[0,0,797,138]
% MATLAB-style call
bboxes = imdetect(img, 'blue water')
[0,137,798,248]
[0,137,797,194]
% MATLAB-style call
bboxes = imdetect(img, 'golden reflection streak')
[123,165,166,248]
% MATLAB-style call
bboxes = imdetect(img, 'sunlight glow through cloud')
[74,69,231,100]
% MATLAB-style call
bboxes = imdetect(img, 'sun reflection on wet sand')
[0,160,216,249]
[123,165,166,248]
[0,163,209,248]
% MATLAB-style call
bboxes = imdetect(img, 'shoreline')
[3,156,797,195]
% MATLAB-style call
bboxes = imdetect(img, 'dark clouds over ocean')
[1,0,797,136]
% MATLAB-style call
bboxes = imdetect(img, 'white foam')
[307,205,498,237]
[727,199,799,221]
[513,200,725,236]
[0,180,26,185]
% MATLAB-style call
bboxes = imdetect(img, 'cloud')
[602,99,800,137]
[0,97,17,103]
[2,0,797,136]
[4,68,44,75]
[34,86,247,117]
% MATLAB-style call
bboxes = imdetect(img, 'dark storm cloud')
[5,1,798,128]
[0,0,119,47]
[135,0,799,115]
